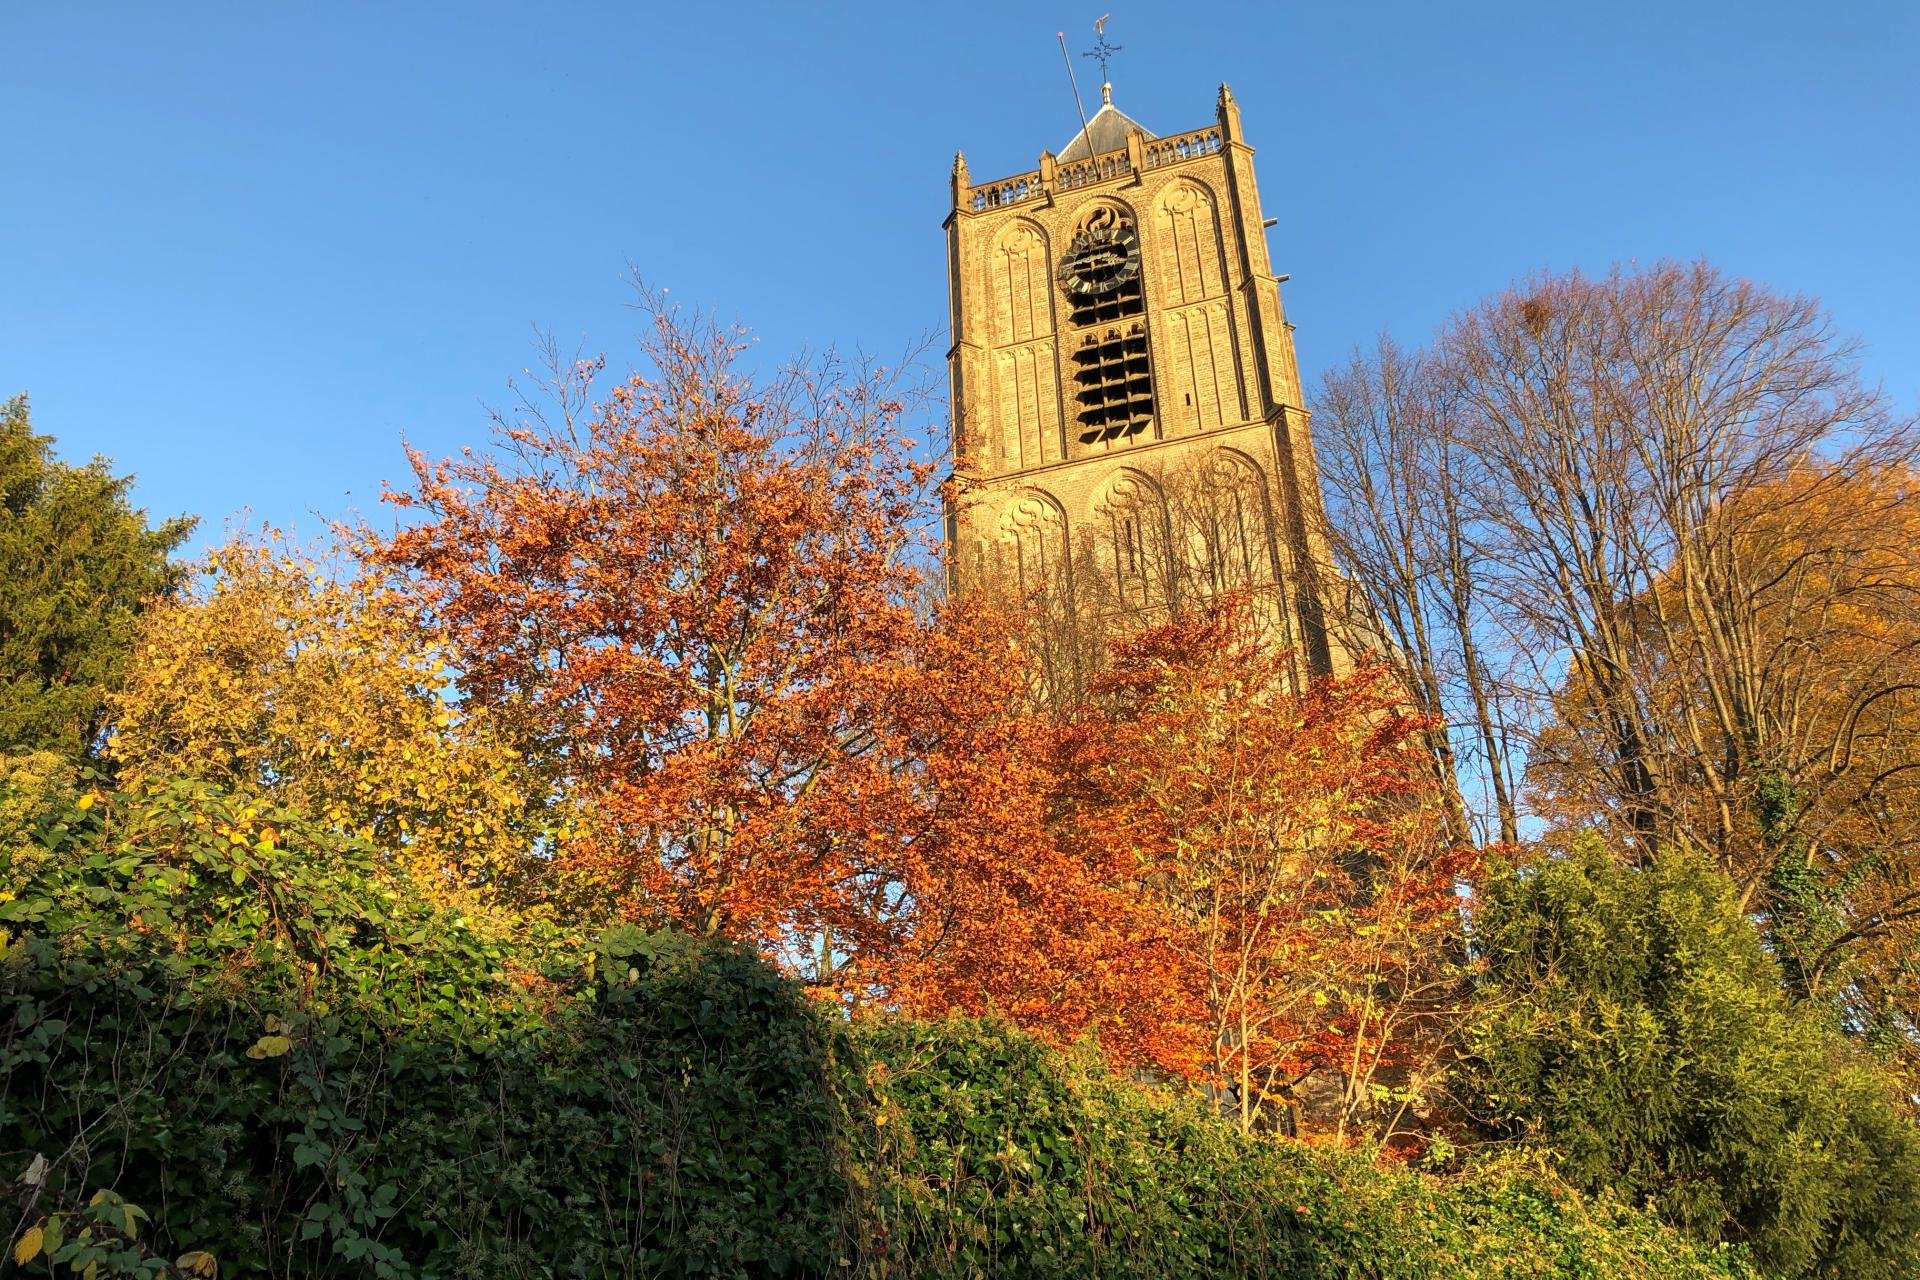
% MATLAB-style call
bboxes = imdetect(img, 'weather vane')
[1083,14,1120,85]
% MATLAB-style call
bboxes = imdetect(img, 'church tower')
[945,79,1346,680]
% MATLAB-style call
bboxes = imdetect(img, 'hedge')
[0,777,1754,1278]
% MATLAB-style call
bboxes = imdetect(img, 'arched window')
[1093,471,1171,613]
[998,491,1070,599]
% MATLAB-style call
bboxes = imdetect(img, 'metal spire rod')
[1057,30,1091,148]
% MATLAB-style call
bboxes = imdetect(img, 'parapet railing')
[965,123,1226,212]
[971,170,1043,211]
[1056,151,1133,192]
[1144,127,1223,169]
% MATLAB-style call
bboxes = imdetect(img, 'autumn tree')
[1443,264,1912,868]
[1529,463,1920,1065]
[1312,264,1920,1063]
[1439,267,1920,1035]
[868,606,1208,1075]
[369,298,1201,1069]
[0,395,192,759]
[107,535,548,908]
[374,300,937,963]
[1056,598,1471,1136]
[949,460,1476,1107]
[1313,265,1917,870]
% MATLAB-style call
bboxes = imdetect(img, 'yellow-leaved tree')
[107,535,552,908]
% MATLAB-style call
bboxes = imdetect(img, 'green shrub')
[1458,837,1920,1279]
[855,1017,1754,1279]
[0,782,1758,1278]
[1,779,853,1277]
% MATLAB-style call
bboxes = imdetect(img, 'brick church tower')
[944,80,1348,683]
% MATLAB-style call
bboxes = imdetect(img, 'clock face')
[1058,225,1141,297]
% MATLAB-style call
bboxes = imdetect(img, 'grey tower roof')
[1057,84,1155,162]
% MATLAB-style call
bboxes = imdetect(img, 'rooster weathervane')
[1083,15,1121,85]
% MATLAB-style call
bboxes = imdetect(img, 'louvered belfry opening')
[1072,322,1154,444]
[1063,205,1155,448]
[1067,269,1143,328]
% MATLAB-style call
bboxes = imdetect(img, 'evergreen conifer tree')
[0,395,192,757]
[1460,837,1920,1279]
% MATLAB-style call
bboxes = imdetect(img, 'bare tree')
[1446,262,1911,856]
[1309,262,1920,1067]
[1323,262,1920,1049]
[1312,337,1520,847]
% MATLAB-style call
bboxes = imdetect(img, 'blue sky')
[4,1,1916,550]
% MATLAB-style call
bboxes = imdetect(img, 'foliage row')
[0,781,1753,1280]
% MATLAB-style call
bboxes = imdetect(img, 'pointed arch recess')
[991,218,1054,345]
[1153,181,1227,306]
[1091,468,1172,613]
[988,218,1063,471]
[1192,448,1280,596]
[1153,181,1244,434]
[997,488,1071,601]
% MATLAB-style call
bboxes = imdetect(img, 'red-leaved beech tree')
[370,298,1203,1072]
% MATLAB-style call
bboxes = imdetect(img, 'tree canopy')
[6,260,1920,1278]
[0,395,192,758]
[1460,839,1920,1279]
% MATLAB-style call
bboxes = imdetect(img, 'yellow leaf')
[75,792,96,811]
[245,1034,293,1059]
[177,1250,220,1278]
[13,1224,42,1265]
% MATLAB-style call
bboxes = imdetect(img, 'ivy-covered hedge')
[0,778,852,1277]
[0,778,1754,1278]
[859,1019,1754,1279]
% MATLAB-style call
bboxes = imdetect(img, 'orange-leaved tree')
[375,303,931,967]
[1060,599,1472,1136]
[863,608,1208,1073]
[371,299,1199,1069]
